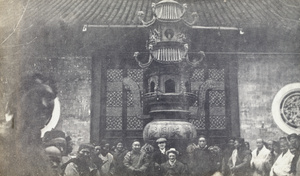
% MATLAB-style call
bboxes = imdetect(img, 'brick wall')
[0,56,91,153]
[238,55,300,149]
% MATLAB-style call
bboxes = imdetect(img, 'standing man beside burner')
[123,140,149,176]
[153,138,168,165]
[190,135,214,176]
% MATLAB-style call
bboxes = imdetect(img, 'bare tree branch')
[1,36,37,48]
[1,0,30,45]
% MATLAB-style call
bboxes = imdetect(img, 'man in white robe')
[251,139,271,176]
[270,137,294,176]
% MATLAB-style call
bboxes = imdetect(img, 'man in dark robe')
[152,138,168,165]
[190,135,214,176]
[123,140,149,176]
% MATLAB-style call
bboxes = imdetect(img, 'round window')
[272,83,300,134]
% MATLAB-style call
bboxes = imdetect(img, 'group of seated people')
[42,131,300,176]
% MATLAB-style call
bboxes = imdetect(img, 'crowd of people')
[41,131,300,176]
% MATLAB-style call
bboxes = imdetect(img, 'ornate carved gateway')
[90,0,240,146]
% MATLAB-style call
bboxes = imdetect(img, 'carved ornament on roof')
[134,0,203,68]
[137,0,198,26]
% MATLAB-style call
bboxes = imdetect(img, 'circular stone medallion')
[272,83,300,134]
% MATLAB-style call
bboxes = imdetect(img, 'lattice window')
[128,69,143,82]
[127,92,134,107]
[210,116,226,129]
[189,117,205,129]
[127,116,143,130]
[209,90,225,107]
[106,116,122,130]
[107,91,123,107]
[191,69,205,81]
[208,69,224,81]
[107,69,123,82]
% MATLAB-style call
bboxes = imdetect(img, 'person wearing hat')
[62,143,100,176]
[43,130,67,155]
[160,148,187,176]
[152,138,169,165]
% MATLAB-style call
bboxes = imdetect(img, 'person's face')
[245,142,250,149]
[267,141,274,150]
[198,137,207,148]
[45,147,62,169]
[132,141,141,152]
[116,143,123,151]
[78,148,91,162]
[228,139,235,147]
[168,153,176,162]
[101,144,109,155]
[95,146,101,154]
[234,140,240,149]
[280,140,288,152]
[290,137,299,148]
[105,143,110,150]
[158,142,166,149]
[256,139,263,149]
[49,156,62,169]
[52,139,67,155]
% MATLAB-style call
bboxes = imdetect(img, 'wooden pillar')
[90,49,107,144]
[226,55,240,137]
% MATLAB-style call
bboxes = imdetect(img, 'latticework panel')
[107,69,123,82]
[208,69,224,81]
[189,66,228,132]
[127,116,143,130]
[107,91,123,107]
[128,69,143,82]
[106,116,122,130]
[189,117,205,129]
[210,116,226,129]
[209,90,225,107]
[127,92,134,107]
[191,69,205,81]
